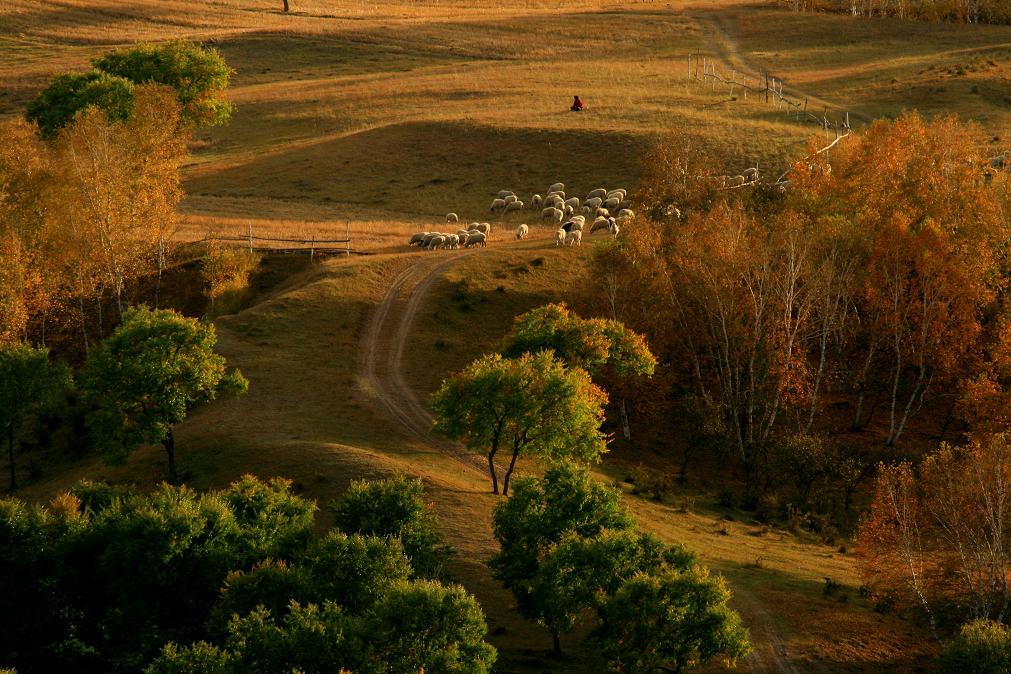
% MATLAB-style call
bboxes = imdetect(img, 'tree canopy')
[0,343,72,490]
[26,40,232,138]
[430,351,608,495]
[81,306,248,482]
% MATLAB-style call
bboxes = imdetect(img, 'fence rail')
[201,222,372,258]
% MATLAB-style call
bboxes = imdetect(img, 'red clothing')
[571,98,584,111]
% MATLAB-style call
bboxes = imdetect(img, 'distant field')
[10,0,1010,245]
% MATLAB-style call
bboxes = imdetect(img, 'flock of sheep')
[405,182,634,250]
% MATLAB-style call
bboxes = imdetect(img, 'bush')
[628,464,674,501]
[330,475,452,579]
[939,619,1011,674]
[26,71,134,138]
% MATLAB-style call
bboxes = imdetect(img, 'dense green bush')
[939,619,1011,674]
[26,71,134,138]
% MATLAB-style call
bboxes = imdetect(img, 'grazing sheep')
[604,196,621,210]
[608,221,620,238]
[504,194,518,204]
[548,182,565,193]
[546,190,565,200]
[446,234,460,249]
[409,232,430,246]
[471,222,492,235]
[606,188,626,200]
[596,207,609,218]
[446,213,459,223]
[563,197,580,212]
[464,231,487,248]
[469,222,481,231]
[457,230,471,245]
[490,198,507,213]
[617,208,635,219]
[504,200,525,214]
[497,189,515,199]
[555,228,566,246]
[616,201,632,212]
[563,219,584,232]
[590,216,610,234]
[544,195,564,209]
[515,224,529,240]
[541,207,564,223]
[581,206,593,217]
[531,194,543,207]
[586,188,607,200]
[565,230,582,246]
[585,196,603,210]
[563,204,574,216]
[426,235,447,250]
[421,233,441,248]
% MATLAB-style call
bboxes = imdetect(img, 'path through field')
[356,246,825,674]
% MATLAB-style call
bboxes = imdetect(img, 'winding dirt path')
[356,247,829,673]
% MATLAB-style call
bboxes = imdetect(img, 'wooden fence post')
[345,221,351,256]
[765,71,770,103]
[247,223,253,254]
[310,234,315,263]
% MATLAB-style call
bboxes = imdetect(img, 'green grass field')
[4,0,1007,670]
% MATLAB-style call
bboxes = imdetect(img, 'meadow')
[4,0,1011,671]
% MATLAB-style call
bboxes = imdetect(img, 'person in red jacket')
[570,95,584,111]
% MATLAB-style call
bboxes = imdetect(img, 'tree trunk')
[502,444,521,496]
[282,0,289,10]
[551,630,562,657]
[487,444,499,494]
[620,399,631,441]
[163,429,177,483]
[7,425,15,491]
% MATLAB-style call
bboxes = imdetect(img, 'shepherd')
[570,95,584,112]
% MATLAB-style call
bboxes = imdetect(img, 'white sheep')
[457,230,471,245]
[409,232,430,246]
[586,188,607,200]
[581,205,593,217]
[546,190,565,200]
[446,213,459,223]
[606,188,626,200]
[565,230,582,246]
[608,221,620,238]
[427,234,447,250]
[564,219,584,232]
[541,207,564,222]
[531,194,543,207]
[596,207,609,218]
[563,197,580,211]
[585,196,603,209]
[465,231,487,248]
[604,196,621,210]
[617,208,635,219]
[555,228,566,246]
[544,195,564,209]
[421,233,441,247]
[590,217,610,234]
[497,189,515,199]
[515,224,529,240]
[504,200,525,214]
[548,182,565,193]
[504,194,518,204]
[472,222,492,235]
[446,234,460,249]
[490,198,507,213]
[563,204,574,216]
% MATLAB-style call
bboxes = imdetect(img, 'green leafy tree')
[93,41,233,129]
[0,343,72,489]
[304,532,413,612]
[431,352,609,495]
[220,474,316,560]
[500,303,656,378]
[144,641,234,674]
[366,581,497,674]
[489,462,634,654]
[81,306,248,482]
[533,530,697,653]
[329,475,452,579]
[593,569,750,673]
[26,71,134,138]
[939,619,1011,674]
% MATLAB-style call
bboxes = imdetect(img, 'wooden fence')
[204,222,369,259]
[688,52,852,136]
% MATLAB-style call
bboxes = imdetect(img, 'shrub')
[939,619,1011,674]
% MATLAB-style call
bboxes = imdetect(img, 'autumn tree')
[430,352,609,495]
[858,434,1011,635]
[81,306,248,482]
[0,344,72,490]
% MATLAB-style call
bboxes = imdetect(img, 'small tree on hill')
[26,71,135,138]
[0,343,72,490]
[489,462,634,654]
[81,306,248,482]
[430,351,609,495]
[593,568,751,673]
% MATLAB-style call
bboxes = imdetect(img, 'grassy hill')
[5,0,1008,670]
